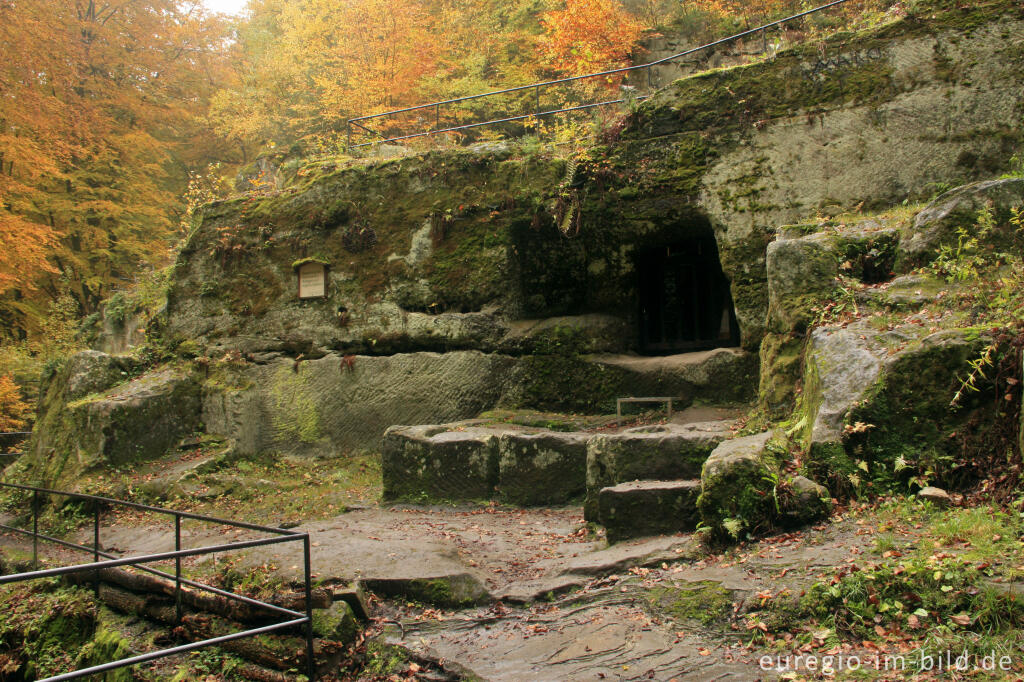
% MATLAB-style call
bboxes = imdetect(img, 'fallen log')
[83,583,344,676]
[69,566,331,624]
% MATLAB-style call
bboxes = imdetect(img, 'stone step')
[597,479,701,544]
[584,421,734,520]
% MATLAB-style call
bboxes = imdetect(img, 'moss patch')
[269,364,321,444]
[645,581,735,626]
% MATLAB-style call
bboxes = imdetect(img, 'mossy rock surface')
[312,600,360,644]
[900,178,1024,268]
[766,234,839,335]
[17,354,201,488]
[698,431,782,539]
[800,325,994,491]
[363,573,491,608]
[381,425,501,502]
[496,431,590,506]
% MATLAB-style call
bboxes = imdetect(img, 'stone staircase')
[382,416,753,539]
[383,415,833,543]
[584,421,735,542]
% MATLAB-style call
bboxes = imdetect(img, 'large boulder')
[381,425,501,501]
[801,325,991,491]
[900,178,1024,267]
[584,421,734,520]
[697,431,781,539]
[496,431,589,506]
[21,358,201,488]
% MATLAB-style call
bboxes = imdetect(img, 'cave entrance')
[637,233,740,355]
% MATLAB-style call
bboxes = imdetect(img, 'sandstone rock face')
[901,178,1024,267]
[584,421,733,520]
[698,431,780,538]
[205,351,517,456]
[497,432,590,506]
[598,480,701,544]
[161,10,1024,364]
[381,425,501,501]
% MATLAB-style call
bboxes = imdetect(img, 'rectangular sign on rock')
[297,262,328,299]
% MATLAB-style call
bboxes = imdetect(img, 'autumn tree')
[0,375,31,432]
[212,0,444,151]
[539,0,646,76]
[0,0,236,337]
[691,0,804,27]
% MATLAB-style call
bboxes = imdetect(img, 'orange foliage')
[0,1,234,333]
[0,375,30,432]
[540,0,647,76]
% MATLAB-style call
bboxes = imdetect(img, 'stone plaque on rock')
[297,262,328,299]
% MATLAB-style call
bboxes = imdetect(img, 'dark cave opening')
[636,233,740,355]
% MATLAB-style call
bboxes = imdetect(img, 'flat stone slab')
[498,535,700,602]
[598,480,701,544]
[383,592,759,682]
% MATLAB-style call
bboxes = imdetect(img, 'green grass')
[747,497,1024,672]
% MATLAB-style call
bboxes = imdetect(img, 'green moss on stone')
[269,364,321,444]
[758,333,806,418]
[646,582,734,626]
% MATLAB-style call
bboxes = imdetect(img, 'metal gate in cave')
[637,234,740,354]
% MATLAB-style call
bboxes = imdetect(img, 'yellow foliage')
[0,375,31,432]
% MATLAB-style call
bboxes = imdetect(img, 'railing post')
[175,513,182,624]
[93,503,100,596]
[31,489,38,569]
[346,121,351,154]
[303,534,315,681]
[647,64,653,92]
[535,85,540,114]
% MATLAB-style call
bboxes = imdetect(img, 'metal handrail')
[346,0,854,150]
[0,482,317,681]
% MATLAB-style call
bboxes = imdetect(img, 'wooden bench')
[616,397,676,423]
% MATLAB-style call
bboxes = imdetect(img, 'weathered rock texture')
[382,425,500,501]
[24,356,201,487]
[598,480,702,544]
[698,431,782,538]
[497,432,590,506]
[800,326,992,491]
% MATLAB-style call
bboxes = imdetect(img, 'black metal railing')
[0,482,316,681]
[0,431,30,455]
[346,0,855,151]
